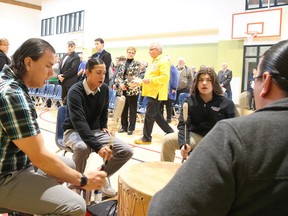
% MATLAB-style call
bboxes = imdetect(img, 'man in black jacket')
[91,38,112,86]
[58,41,80,104]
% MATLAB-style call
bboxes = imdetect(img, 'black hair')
[94,38,104,44]
[86,57,105,72]
[10,38,55,79]
[191,66,223,96]
[259,39,288,93]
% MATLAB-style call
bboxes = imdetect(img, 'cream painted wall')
[0,3,41,57]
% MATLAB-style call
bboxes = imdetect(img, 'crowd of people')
[2,37,287,215]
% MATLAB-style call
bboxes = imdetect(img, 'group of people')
[1,37,288,215]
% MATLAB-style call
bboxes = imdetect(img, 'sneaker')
[102,178,117,197]
[134,138,151,145]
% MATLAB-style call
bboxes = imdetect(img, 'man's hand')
[58,74,64,83]
[180,144,191,159]
[142,78,150,84]
[98,145,113,161]
[83,169,107,191]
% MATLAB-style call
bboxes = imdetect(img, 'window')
[242,45,272,91]
[41,17,54,36]
[56,10,84,34]
[246,0,288,10]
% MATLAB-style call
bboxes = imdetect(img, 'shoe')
[102,178,117,197]
[127,131,133,135]
[134,138,151,145]
[118,128,127,133]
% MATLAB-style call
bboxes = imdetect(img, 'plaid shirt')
[0,65,40,173]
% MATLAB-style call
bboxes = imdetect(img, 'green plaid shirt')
[0,65,40,173]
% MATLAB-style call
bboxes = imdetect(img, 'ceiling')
[16,0,41,6]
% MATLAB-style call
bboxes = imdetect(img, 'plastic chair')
[52,85,62,107]
[55,106,73,156]
[34,85,47,106]
[109,89,117,110]
[173,92,190,118]
[137,96,148,122]
[42,83,56,107]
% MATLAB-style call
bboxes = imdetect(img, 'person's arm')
[148,121,242,216]
[13,133,107,191]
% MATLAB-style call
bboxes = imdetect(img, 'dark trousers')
[160,99,173,121]
[121,93,138,131]
[143,97,174,141]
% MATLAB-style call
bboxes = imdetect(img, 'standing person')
[63,57,133,197]
[0,38,11,71]
[175,57,193,104]
[134,42,174,145]
[160,57,179,123]
[115,46,141,135]
[58,41,80,105]
[0,38,106,216]
[111,55,126,91]
[77,53,86,81]
[161,66,237,162]
[148,39,288,216]
[218,62,233,99]
[191,65,197,78]
[247,68,256,110]
[91,38,112,86]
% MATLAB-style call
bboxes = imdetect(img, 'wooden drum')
[118,161,180,216]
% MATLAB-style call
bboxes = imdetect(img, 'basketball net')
[245,32,258,45]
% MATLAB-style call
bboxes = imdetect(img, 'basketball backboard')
[232,8,282,39]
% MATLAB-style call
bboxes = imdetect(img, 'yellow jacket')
[142,54,170,100]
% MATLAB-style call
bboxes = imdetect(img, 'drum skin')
[118,161,180,216]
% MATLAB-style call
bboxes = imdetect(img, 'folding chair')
[42,83,55,107]
[55,106,73,156]
[52,85,62,106]
[137,96,147,123]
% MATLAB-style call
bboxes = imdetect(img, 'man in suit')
[58,41,80,105]
[91,38,112,86]
[218,62,233,99]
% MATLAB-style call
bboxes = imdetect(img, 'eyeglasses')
[253,73,287,82]
[252,74,262,82]
[149,48,157,51]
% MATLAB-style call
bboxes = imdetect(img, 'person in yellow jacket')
[134,42,174,144]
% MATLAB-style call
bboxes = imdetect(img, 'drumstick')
[181,102,189,163]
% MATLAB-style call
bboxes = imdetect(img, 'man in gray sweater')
[148,40,288,216]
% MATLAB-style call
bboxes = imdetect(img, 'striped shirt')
[0,65,40,173]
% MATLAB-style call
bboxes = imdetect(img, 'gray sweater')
[148,98,288,216]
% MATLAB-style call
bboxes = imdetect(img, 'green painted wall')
[86,40,244,77]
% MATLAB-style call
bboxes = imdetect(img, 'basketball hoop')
[245,31,259,44]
